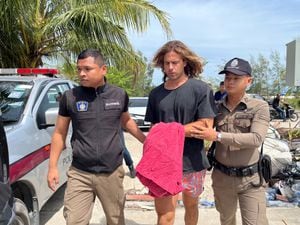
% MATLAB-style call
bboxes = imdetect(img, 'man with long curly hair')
[145,40,216,225]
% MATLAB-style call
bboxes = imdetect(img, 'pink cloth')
[136,122,185,197]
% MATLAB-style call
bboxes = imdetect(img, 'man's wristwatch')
[216,132,222,142]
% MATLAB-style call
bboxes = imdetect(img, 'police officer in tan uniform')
[192,57,270,225]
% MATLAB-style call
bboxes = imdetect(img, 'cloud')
[128,0,300,84]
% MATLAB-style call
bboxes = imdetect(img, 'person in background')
[120,129,136,178]
[145,40,216,225]
[214,81,226,103]
[193,57,270,225]
[47,49,145,225]
[272,93,286,121]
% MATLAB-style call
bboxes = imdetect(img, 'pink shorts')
[182,170,206,198]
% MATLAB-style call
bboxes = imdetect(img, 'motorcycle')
[270,103,299,122]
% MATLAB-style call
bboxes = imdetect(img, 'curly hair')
[152,40,204,82]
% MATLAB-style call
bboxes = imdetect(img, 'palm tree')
[0,0,172,68]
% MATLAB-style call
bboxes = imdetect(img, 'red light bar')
[17,68,59,75]
[0,68,59,77]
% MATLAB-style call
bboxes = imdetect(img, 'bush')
[284,98,300,110]
[287,128,300,140]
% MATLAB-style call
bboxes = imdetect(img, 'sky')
[127,0,300,86]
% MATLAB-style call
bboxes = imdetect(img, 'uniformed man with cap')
[192,57,270,225]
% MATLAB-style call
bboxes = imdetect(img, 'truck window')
[0,81,33,124]
[36,83,70,129]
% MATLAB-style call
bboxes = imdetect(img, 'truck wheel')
[12,198,30,225]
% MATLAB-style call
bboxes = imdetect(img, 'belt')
[214,160,258,177]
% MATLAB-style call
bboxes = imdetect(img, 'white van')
[128,97,150,128]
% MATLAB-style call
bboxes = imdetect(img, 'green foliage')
[0,0,172,96]
[287,128,300,140]
[58,52,155,97]
[284,98,300,109]
[106,67,134,96]
[106,64,154,97]
[247,51,291,98]
[0,0,172,69]
[105,51,155,96]
[249,54,269,96]
[58,61,78,82]
[131,62,155,97]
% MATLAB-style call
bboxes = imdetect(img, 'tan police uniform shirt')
[215,94,270,167]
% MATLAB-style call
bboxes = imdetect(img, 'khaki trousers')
[63,166,125,225]
[212,169,269,225]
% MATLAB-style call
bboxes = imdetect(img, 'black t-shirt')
[272,97,280,108]
[145,78,216,172]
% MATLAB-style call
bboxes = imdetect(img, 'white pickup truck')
[0,68,75,225]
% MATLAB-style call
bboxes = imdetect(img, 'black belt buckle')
[241,167,249,176]
[248,166,255,176]
[229,167,237,176]
[241,166,255,176]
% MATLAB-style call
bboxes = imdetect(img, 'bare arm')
[121,111,146,143]
[47,115,70,191]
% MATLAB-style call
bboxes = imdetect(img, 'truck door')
[0,116,14,224]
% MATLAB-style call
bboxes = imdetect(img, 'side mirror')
[42,108,58,128]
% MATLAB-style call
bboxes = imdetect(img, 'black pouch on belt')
[251,143,272,187]
[261,153,272,183]
[207,141,216,171]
